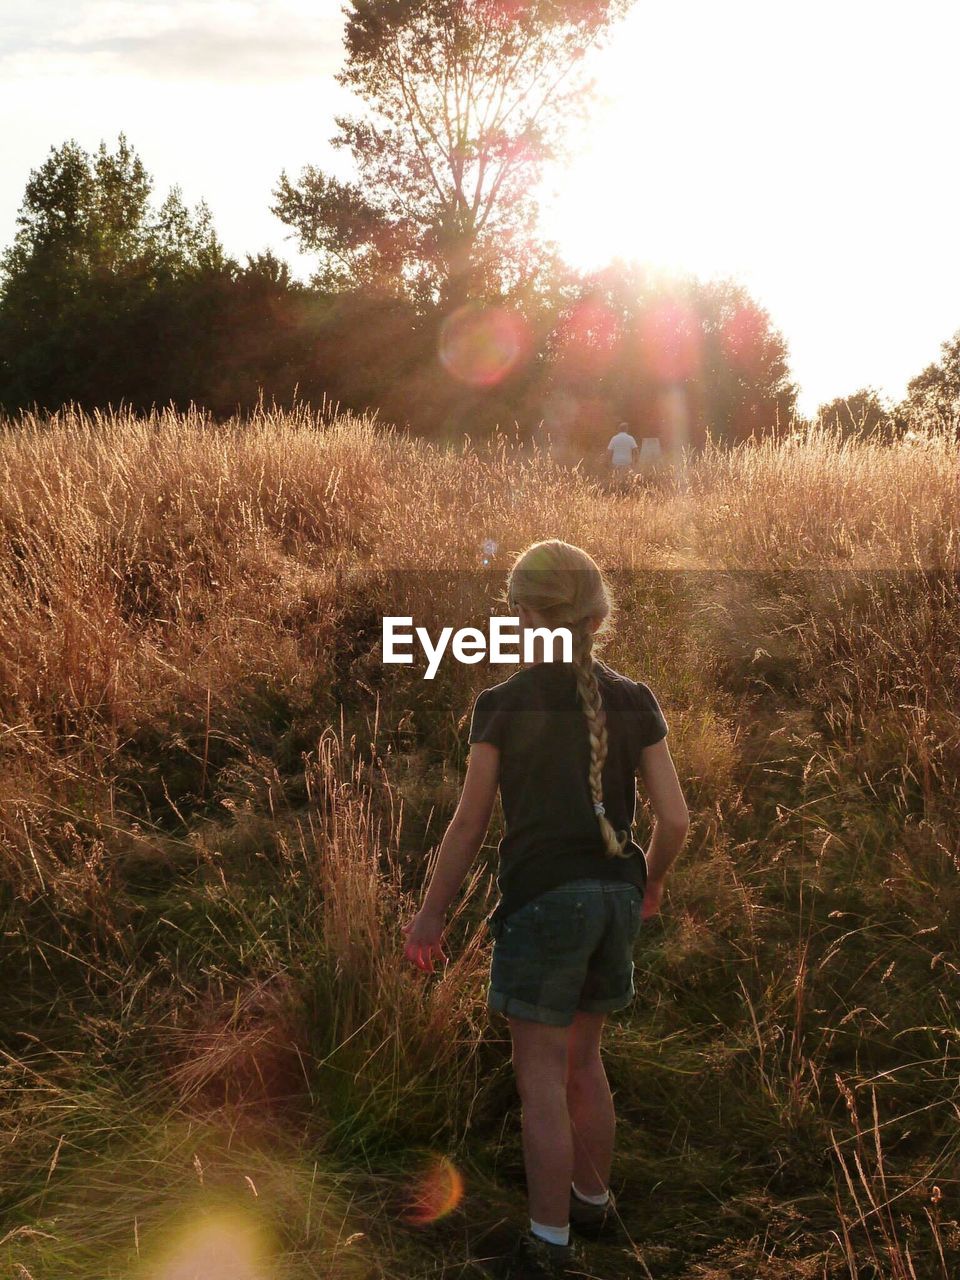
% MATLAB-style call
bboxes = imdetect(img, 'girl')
[402,540,689,1280]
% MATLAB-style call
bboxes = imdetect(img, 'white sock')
[572,1182,610,1206]
[529,1219,570,1246]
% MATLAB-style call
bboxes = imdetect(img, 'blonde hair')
[506,539,629,858]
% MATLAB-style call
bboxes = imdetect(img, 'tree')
[0,135,435,420]
[902,330,960,433]
[89,134,153,273]
[694,277,798,444]
[149,186,229,278]
[816,387,896,441]
[272,0,634,310]
[537,262,798,453]
[0,136,229,410]
[0,135,223,288]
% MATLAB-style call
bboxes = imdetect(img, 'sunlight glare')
[147,1208,271,1280]
[536,5,749,282]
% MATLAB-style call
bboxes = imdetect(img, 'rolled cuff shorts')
[486,878,645,1027]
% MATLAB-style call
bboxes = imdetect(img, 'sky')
[1,0,958,417]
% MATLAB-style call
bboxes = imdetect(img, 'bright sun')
[534,4,774,285]
[530,0,960,419]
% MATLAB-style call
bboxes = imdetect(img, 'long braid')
[507,539,632,859]
[571,620,630,859]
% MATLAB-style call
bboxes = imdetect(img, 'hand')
[402,908,448,973]
[641,877,664,921]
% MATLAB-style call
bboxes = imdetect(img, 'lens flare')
[656,385,693,455]
[402,1154,465,1226]
[555,299,621,377]
[720,304,767,376]
[148,1209,270,1280]
[638,299,702,382]
[439,304,529,386]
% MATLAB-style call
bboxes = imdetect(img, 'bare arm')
[403,743,500,971]
[418,742,500,916]
[637,738,689,882]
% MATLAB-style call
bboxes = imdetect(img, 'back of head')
[507,540,609,638]
[507,540,629,858]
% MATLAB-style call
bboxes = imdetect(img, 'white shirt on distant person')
[607,431,638,467]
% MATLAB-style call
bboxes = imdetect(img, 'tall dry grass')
[1,403,958,1278]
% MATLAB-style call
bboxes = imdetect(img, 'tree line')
[1,0,955,447]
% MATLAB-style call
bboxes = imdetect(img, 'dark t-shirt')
[468,659,668,926]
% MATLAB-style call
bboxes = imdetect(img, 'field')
[1,405,958,1279]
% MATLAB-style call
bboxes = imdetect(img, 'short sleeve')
[468,688,506,748]
[628,680,668,755]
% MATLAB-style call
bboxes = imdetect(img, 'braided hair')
[507,539,630,859]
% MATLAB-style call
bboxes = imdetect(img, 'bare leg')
[566,1011,613,1195]
[508,1016,574,1228]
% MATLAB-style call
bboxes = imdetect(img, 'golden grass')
[1,403,958,1278]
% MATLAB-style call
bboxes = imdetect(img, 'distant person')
[638,437,663,466]
[606,425,637,483]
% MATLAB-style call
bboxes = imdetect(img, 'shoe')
[503,1229,586,1278]
[568,1186,616,1240]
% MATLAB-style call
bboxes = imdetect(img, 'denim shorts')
[486,878,645,1027]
